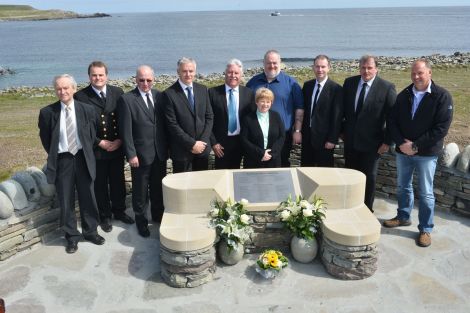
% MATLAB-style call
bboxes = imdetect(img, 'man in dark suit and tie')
[301,55,343,167]
[163,57,214,173]
[342,55,397,212]
[118,65,168,237]
[209,59,255,169]
[74,61,134,233]
[38,74,105,254]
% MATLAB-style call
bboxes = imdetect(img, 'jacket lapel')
[133,88,155,122]
[175,83,195,116]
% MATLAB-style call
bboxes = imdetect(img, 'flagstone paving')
[1,198,469,313]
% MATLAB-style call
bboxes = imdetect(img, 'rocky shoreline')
[1,52,469,95]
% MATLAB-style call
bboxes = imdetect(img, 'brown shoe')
[417,232,431,247]
[383,217,412,228]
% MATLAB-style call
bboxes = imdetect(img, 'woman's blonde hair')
[255,87,274,103]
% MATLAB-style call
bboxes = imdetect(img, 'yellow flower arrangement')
[257,249,288,271]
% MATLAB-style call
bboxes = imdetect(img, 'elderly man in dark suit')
[39,74,104,254]
[301,54,343,167]
[118,65,168,237]
[74,61,134,233]
[163,57,214,173]
[209,59,255,169]
[342,55,397,212]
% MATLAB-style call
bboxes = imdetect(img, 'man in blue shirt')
[247,50,304,167]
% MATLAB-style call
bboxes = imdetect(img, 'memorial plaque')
[233,171,295,203]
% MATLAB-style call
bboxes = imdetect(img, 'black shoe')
[83,234,106,245]
[65,239,78,254]
[114,213,135,224]
[136,224,150,238]
[100,218,113,233]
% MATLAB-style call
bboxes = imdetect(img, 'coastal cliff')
[0,5,110,22]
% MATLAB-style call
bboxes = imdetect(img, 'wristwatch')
[294,129,301,133]
[411,142,418,152]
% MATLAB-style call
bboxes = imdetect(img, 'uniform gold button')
[114,133,118,136]
[102,121,106,125]
[111,112,114,116]
[103,128,107,131]
[104,134,107,138]
[101,114,105,118]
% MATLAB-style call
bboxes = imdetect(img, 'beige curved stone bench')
[160,168,380,252]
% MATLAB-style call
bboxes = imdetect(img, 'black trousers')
[94,157,126,220]
[301,132,334,167]
[280,131,293,167]
[173,157,208,173]
[130,159,166,225]
[56,150,99,241]
[344,147,380,211]
[214,135,243,169]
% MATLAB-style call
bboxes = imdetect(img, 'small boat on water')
[270,11,281,16]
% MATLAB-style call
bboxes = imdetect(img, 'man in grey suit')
[118,65,168,237]
[163,57,214,173]
[342,55,397,212]
[74,61,134,233]
[301,54,343,167]
[39,74,104,254]
[209,59,255,169]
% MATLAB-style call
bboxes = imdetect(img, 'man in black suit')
[342,55,396,212]
[209,59,255,169]
[163,57,214,173]
[301,55,343,167]
[38,74,105,254]
[118,65,168,237]
[74,61,134,233]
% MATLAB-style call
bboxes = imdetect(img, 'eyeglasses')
[138,79,153,83]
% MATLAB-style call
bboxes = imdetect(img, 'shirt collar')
[412,81,432,95]
[178,79,193,91]
[316,77,328,87]
[360,75,376,87]
[225,84,239,93]
[91,85,107,97]
[138,88,152,98]
[61,100,75,110]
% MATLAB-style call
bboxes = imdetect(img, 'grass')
[0,4,77,21]
[0,65,469,181]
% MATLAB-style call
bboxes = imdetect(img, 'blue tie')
[228,89,237,133]
[186,86,195,112]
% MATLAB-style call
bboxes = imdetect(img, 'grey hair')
[177,57,197,69]
[359,55,378,67]
[226,58,243,71]
[136,65,155,77]
[412,58,432,69]
[53,74,77,89]
[263,49,281,62]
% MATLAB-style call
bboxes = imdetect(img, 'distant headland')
[0,4,110,22]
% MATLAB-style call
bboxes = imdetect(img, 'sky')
[1,0,469,13]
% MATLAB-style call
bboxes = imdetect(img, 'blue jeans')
[396,153,438,233]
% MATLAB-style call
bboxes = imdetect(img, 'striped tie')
[65,106,79,155]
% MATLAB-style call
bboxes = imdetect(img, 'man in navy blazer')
[118,65,168,237]
[74,61,134,233]
[301,55,343,167]
[39,74,104,254]
[342,55,396,212]
[209,59,255,169]
[163,57,214,173]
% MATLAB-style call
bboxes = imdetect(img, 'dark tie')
[228,89,237,133]
[310,84,321,126]
[146,93,154,114]
[100,91,106,104]
[65,106,78,155]
[356,82,367,115]
[186,86,195,112]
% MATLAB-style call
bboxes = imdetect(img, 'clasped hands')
[99,139,122,152]
[399,139,417,156]
[191,141,207,154]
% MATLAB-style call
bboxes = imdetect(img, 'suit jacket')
[117,87,168,166]
[208,84,255,146]
[38,100,97,184]
[301,78,343,148]
[74,84,124,160]
[342,75,396,152]
[240,110,285,168]
[163,81,214,162]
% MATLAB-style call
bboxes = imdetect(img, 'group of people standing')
[38,49,453,253]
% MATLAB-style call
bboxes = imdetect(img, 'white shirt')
[178,79,193,100]
[138,89,153,108]
[355,76,376,110]
[411,82,432,119]
[92,85,107,98]
[310,77,328,126]
[58,101,82,153]
[225,84,240,135]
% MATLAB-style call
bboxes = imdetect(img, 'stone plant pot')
[290,236,318,263]
[218,241,244,265]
